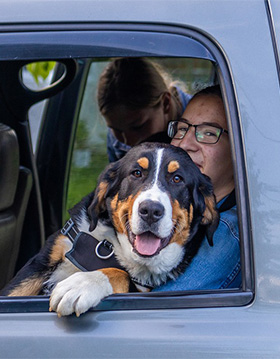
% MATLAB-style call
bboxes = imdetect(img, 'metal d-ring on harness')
[61,218,117,272]
[60,218,153,291]
[95,239,114,259]
[61,219,114,259]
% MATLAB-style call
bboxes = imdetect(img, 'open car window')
[0,24,253,313]
[67,57,215,210]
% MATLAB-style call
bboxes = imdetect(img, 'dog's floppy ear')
[192,174,219,246]
[88,160,122,232]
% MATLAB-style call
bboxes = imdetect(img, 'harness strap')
[218,190,236,213]
[61,219,144,291]
[62,219,124,272]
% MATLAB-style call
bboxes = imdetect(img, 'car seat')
[0,123,33,289]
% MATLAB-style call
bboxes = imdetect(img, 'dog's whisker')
[124,222,130,231]
[172,219,182,232]
[172,221,187,238]
[120,212,129,224]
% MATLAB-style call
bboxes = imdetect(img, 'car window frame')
[0,22,254,313]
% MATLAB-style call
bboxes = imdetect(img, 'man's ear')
[87,161,121,232]
[192,174,219,246]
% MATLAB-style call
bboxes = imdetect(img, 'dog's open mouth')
[129,229,172,257]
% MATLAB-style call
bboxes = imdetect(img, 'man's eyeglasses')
[168,118,228,144]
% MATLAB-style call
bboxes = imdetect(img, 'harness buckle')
[61,218,79,241]
[95,240,114,259]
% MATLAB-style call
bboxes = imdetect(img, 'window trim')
[0,22,254,313]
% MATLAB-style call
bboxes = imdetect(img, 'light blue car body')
[1,0,280,358]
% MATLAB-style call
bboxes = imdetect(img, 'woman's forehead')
[184,95,227,129]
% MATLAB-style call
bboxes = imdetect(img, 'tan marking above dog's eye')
[137,157,149,169]
[168,160,180,173]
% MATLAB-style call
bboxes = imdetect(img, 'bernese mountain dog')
[1,143,219,317]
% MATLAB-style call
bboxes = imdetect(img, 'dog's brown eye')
[132,170,142,178]
[172,175,182,183]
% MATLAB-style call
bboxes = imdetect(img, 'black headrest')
[0,123,19,211]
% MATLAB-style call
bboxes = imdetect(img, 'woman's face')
[171,94,234,202]
[104,94,170,147]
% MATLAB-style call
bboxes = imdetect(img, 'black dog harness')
[62,219,140,291]
[62,218,123,272]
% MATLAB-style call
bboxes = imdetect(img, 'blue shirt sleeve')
[153,206,241,291]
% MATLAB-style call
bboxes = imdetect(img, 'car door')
[1,1,280,358]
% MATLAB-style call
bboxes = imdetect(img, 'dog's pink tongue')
[135,232,161,256]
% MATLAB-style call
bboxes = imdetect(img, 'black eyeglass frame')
[168,118,229,144]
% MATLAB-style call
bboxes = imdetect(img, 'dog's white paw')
[49,271,113,317]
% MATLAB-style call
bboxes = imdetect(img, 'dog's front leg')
[49,268,130,317]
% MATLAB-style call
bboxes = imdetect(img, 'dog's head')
[88,142,219,258]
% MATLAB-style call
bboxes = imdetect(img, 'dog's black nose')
[138,200,165,224]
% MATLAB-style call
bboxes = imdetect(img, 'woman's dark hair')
[192,85,222,100]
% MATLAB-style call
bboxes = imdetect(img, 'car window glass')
[66,61,109,211]
[21,61,59,152]
[28,100,48,150]
[66,57,215,212]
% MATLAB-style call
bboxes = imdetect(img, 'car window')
[66,61,109,211]
[0,26,253,313]
[21,62,57,151]
[67,57,215,211]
